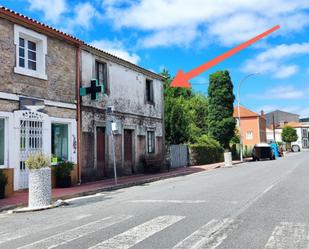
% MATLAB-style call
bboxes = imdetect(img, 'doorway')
[96,127,106,177]
[124,129,134,174]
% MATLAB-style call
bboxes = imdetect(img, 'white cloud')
[141,26,199,48]
[27,0,67,23]
[90,39,140,64]
[65,2,100,30]
[243,43,309,78]
[252,85,305,100]
[102,0,309,48]
[27,1,101,32]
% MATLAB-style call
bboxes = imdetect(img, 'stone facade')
[0,15,78,190]
[0,18,76,105]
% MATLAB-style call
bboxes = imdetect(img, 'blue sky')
[2,0,309,117]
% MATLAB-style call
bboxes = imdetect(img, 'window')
[14,25,47,80]
[147,131,155,154]
[0,119,4,165]
[146,79,154,104]
[19,38,37,71]
[246,131,253,140]
[52,124,68,160]
[95,61,108,94]
[302,129,308,138]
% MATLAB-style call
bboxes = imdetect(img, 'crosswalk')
[5,214,309,249]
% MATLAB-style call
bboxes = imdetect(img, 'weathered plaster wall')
[81,50,163,119]
[80,49,164,181]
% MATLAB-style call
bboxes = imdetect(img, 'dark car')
[252,143,275,161]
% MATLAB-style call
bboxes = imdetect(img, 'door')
[124,129,134,174]
[96,127,106,177]
[20,119,43,189]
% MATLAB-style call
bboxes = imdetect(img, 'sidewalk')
[0,160,242,212]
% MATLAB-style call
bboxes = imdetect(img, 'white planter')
[28,167,51,208]
[224,152,232,167]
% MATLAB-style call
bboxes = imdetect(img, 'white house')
[266,122,309,151]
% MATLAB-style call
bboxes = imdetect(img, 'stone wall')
[81,107,164,181]
[0,18,76,104]
[0,99,18,112]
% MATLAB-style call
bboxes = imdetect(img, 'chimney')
[261,110,264,116]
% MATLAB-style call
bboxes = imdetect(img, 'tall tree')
[281,126,298,151]
[162,70,190,144]
[207,70,235,150]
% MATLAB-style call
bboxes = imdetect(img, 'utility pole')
[273,113,276,142]
[237,73,258,162]
[107,106,118,185]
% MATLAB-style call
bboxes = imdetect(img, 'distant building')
[233,106,266,146]
[266,122,309,150]
[265,110,299,127]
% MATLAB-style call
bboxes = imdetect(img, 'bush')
[189,136,224,165]
[53,161,74,178]
[25,153,51,170]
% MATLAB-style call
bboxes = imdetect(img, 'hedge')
[189,144,224,165]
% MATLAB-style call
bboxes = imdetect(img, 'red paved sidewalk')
[0,161,233,211]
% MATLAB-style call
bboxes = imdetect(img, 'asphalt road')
[1,151,309,249]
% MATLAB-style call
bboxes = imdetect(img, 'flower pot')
[28,167,51,208]
[56,175,71,188]
[0,184,5,199]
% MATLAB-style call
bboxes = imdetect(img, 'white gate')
[19,112,43,189]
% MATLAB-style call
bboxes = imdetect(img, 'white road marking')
[88,215,185,249]
[17,215,132,249]
[265,222,309,249]
[173,218,237,249]
[0,213,92,244]
[129,200,207,204]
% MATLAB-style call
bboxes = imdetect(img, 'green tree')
[207,70,236,150]
[161,69,209,144]
[282,126,298,150]
[162,70,190,144]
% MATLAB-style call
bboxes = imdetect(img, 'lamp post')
[237,73,258,162]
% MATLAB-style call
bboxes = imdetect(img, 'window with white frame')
[147,131,155,154]
[246,130,253,140]
[51,124,69,160]
[0,119,4,166]
[14,25,47,80]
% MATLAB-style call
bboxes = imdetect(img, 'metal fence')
[168,145,189,168]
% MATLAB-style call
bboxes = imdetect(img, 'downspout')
[76,45,82,184]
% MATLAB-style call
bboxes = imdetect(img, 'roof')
[0,6,165,81]
[233,106,260,118]
[277,122,303,129]
[265,109,299,117]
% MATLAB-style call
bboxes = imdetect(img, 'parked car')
[252,143,275,161]
[291,144,301,152]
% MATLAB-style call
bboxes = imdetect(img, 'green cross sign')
[80,79,104,101]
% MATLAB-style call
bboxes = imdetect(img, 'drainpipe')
[76,45,82,185]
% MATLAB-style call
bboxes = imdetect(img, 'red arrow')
[171,25,280,88]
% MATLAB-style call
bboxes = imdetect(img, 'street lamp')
[237,73,258,162]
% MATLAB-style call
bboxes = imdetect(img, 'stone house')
[0,7,80,191]
[80,47,165,181]
[0,6,165,191]
[233,106,267,146]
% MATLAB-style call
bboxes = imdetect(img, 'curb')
[0,168,204,213]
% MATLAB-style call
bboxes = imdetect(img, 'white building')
[266,122,309,151]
